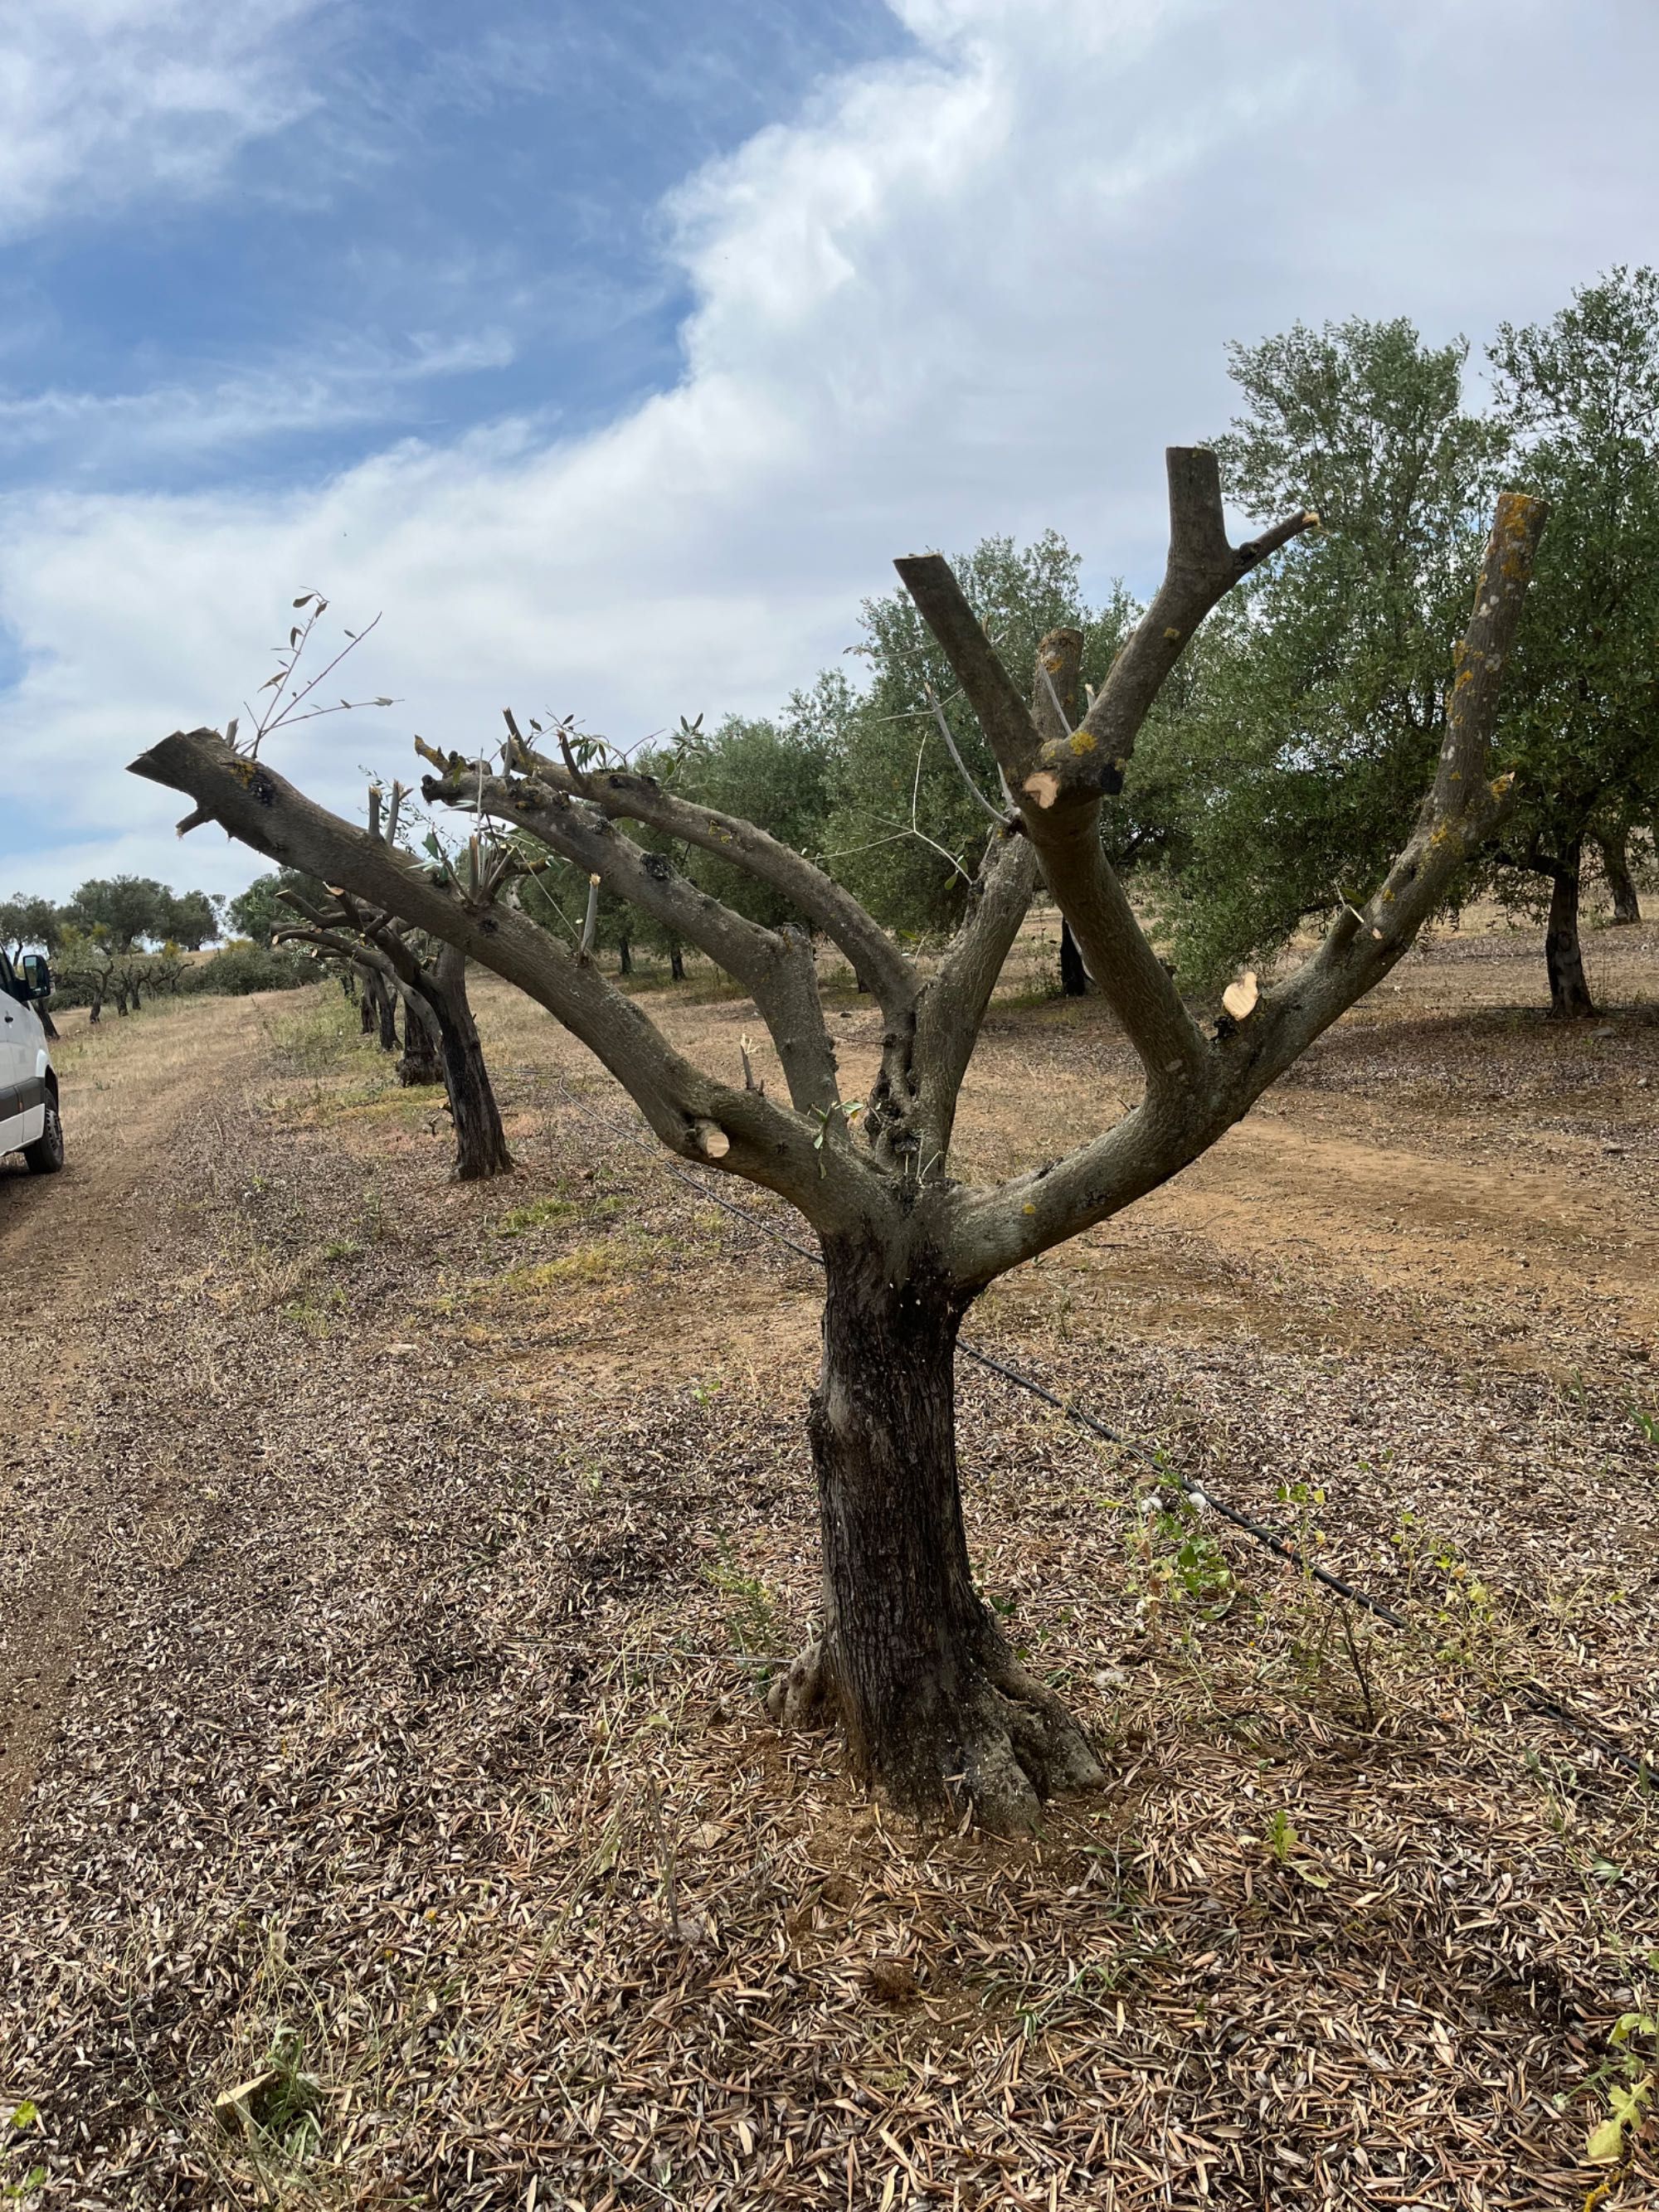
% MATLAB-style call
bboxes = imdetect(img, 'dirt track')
[0,999,260,1841]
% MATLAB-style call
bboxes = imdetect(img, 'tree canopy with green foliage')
[1147,315,1505,989]
[1149,278,1659,1014]
[1480,266,1659,1013]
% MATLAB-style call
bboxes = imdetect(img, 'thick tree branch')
[130,728,877,1228]
[1068,451,1314,796]
[898,455,1311,1094]
[425,745,917,1022]
[911,629,1082,1152]
[944,489,1547,1288]
[421,767,839,1116]
[891,559,1045,791]
[1244,489,1550,1080]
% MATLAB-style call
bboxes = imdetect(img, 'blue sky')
[1,2,912,498]
[2,0,1657,905]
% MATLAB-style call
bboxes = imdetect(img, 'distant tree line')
[0,873,314,1019]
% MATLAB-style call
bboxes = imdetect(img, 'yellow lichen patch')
[1164,627,1182,642]
[1069,730,1097,754]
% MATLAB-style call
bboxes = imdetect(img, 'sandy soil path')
[0,999,260,1845]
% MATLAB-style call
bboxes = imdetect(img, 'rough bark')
[360,966,398,1053]
[768,1238,1104,1832]
[1598,829,1642,925]
[397,997,444,1086]
[425,944,513,1179]
[1545,846,1596,1018]
[1058,919,1089,997]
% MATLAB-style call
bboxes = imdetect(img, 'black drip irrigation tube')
[554,1082,1652,1784]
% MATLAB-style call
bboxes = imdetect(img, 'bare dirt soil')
[2,912,1657,2211]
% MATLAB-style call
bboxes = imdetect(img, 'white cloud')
[4,0,1659,899]
[0,0,325,240]
[0,332,518,479]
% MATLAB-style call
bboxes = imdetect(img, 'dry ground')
[2,906,1658,2211]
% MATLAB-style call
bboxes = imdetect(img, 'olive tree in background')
[1158,282,1659,1017]
[276,780,513,1181]
[1482,267,1659,1012]
[132,452,1545,1830]
[1145,317,1506,989]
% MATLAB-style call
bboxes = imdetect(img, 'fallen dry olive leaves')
[0,915,1657,2209]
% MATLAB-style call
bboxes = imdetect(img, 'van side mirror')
[19,953,52,1001]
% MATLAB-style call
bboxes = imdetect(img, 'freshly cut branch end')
[688,1118,730,1160]
[1220,970,1260,1022]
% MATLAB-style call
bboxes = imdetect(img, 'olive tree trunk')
[361,966,398,1052]
[1545,844,1596,1018]
[425,945,513,1180]
[397,994,444,1086]
[1598,829,1642,926]
[768,1237,1103,1830]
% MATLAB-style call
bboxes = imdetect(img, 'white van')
[0,950,64,1174]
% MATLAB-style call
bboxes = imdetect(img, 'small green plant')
[1583,2010,1657,2166]
[1631,1404,1659,1450]
[281,1286,347,1339]
[215,2023,324,2168]
[1263,1806,1298,1864]
[495,1195,580,1239]
[704,1534,778,1660]
[1,2098,44,2203]
[1127,1473,1234,1622]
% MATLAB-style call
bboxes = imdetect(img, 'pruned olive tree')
[276,780,514,1181]
[131,453,1545,1831]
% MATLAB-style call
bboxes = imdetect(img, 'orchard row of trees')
[96,271,1659,1825]
[0,878,222,958]
[0,872,318,962]
[423,270,1652,1019]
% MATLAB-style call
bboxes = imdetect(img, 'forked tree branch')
[898,452,1313,1094]
[946,489,1549,1288]
[427,741,917,1020]
[129,729,880,1228]
[910,629,1085,1146]
[417,764,840,1115]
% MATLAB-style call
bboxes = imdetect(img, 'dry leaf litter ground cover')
[2,908,1657,2211]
